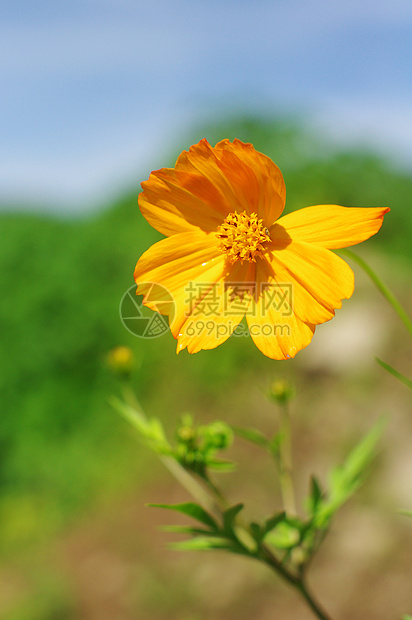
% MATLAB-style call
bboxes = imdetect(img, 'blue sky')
[2,0,412,212]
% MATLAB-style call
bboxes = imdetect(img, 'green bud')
[269,378,294,405]
[177,426,196,444]
[202,422,234,451]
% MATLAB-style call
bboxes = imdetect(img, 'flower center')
[216,211,271,264]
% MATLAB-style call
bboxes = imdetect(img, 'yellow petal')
[261,251,335,324]
[134,230,224,323]
[213,139,286,225]
[273,205,390,249]
[175,139,244,214]
[134,230,255,351]
[139,139,287,237]
[246,259,315,360]
[176,261,257,353]
[263,239,354,325]
[139,167,229,236]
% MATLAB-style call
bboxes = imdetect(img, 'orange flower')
[134,139,389,359]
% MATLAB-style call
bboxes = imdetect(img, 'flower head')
[134,139,389,359]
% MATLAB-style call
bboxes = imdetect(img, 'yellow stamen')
[216,211,271,264]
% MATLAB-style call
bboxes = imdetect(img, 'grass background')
[1,115,412,619]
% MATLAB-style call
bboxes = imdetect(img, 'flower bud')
[176,425,196,444]
[269,378,294,405]
[106,346,134,377]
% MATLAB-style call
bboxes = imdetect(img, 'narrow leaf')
[398,510,412,518]
[376,358,412,390]
[232,426,269,448]
[314,418,386,527]
[223,503,244,532]
[311,476,323,505]
[250,522,262,542]
[168,536,234,552]
[306,476,324,517]
[207,458,237,472]
[111,397,171,453]
[233,526,258,553]
[160,525,214,535]
[147,502,219,530]
[339,249,412,338]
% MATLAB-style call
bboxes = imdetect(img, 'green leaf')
[249,513,286,546]
[306,476,324,517]
[160,525,215,535]
[206,458,237,472]
[398,509,412,518]
[250,522,262,542]
[147,502,219,530]
[314,418,386,528]
[223,503,244,532]
[262,511,286,536]
[376,358,412,390]
[264,521,300,549]
[402,615,412,620]
[233,525,258,553]
[168,536,235,552]
[232,426,269,448]
[339,249,412,339]
[111,397,171,453]
[268,431,283,458]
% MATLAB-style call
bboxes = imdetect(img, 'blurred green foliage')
[0,115,411,617]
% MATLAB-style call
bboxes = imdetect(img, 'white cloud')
[310,97,412,168]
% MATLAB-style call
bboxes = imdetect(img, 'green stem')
[277,401,296,515]
[339,249,412,339]
[260,545,333,620]
[296,579,334,620]
[203,473,229,510]
[159,455,223,519]
[119,383,223,520]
